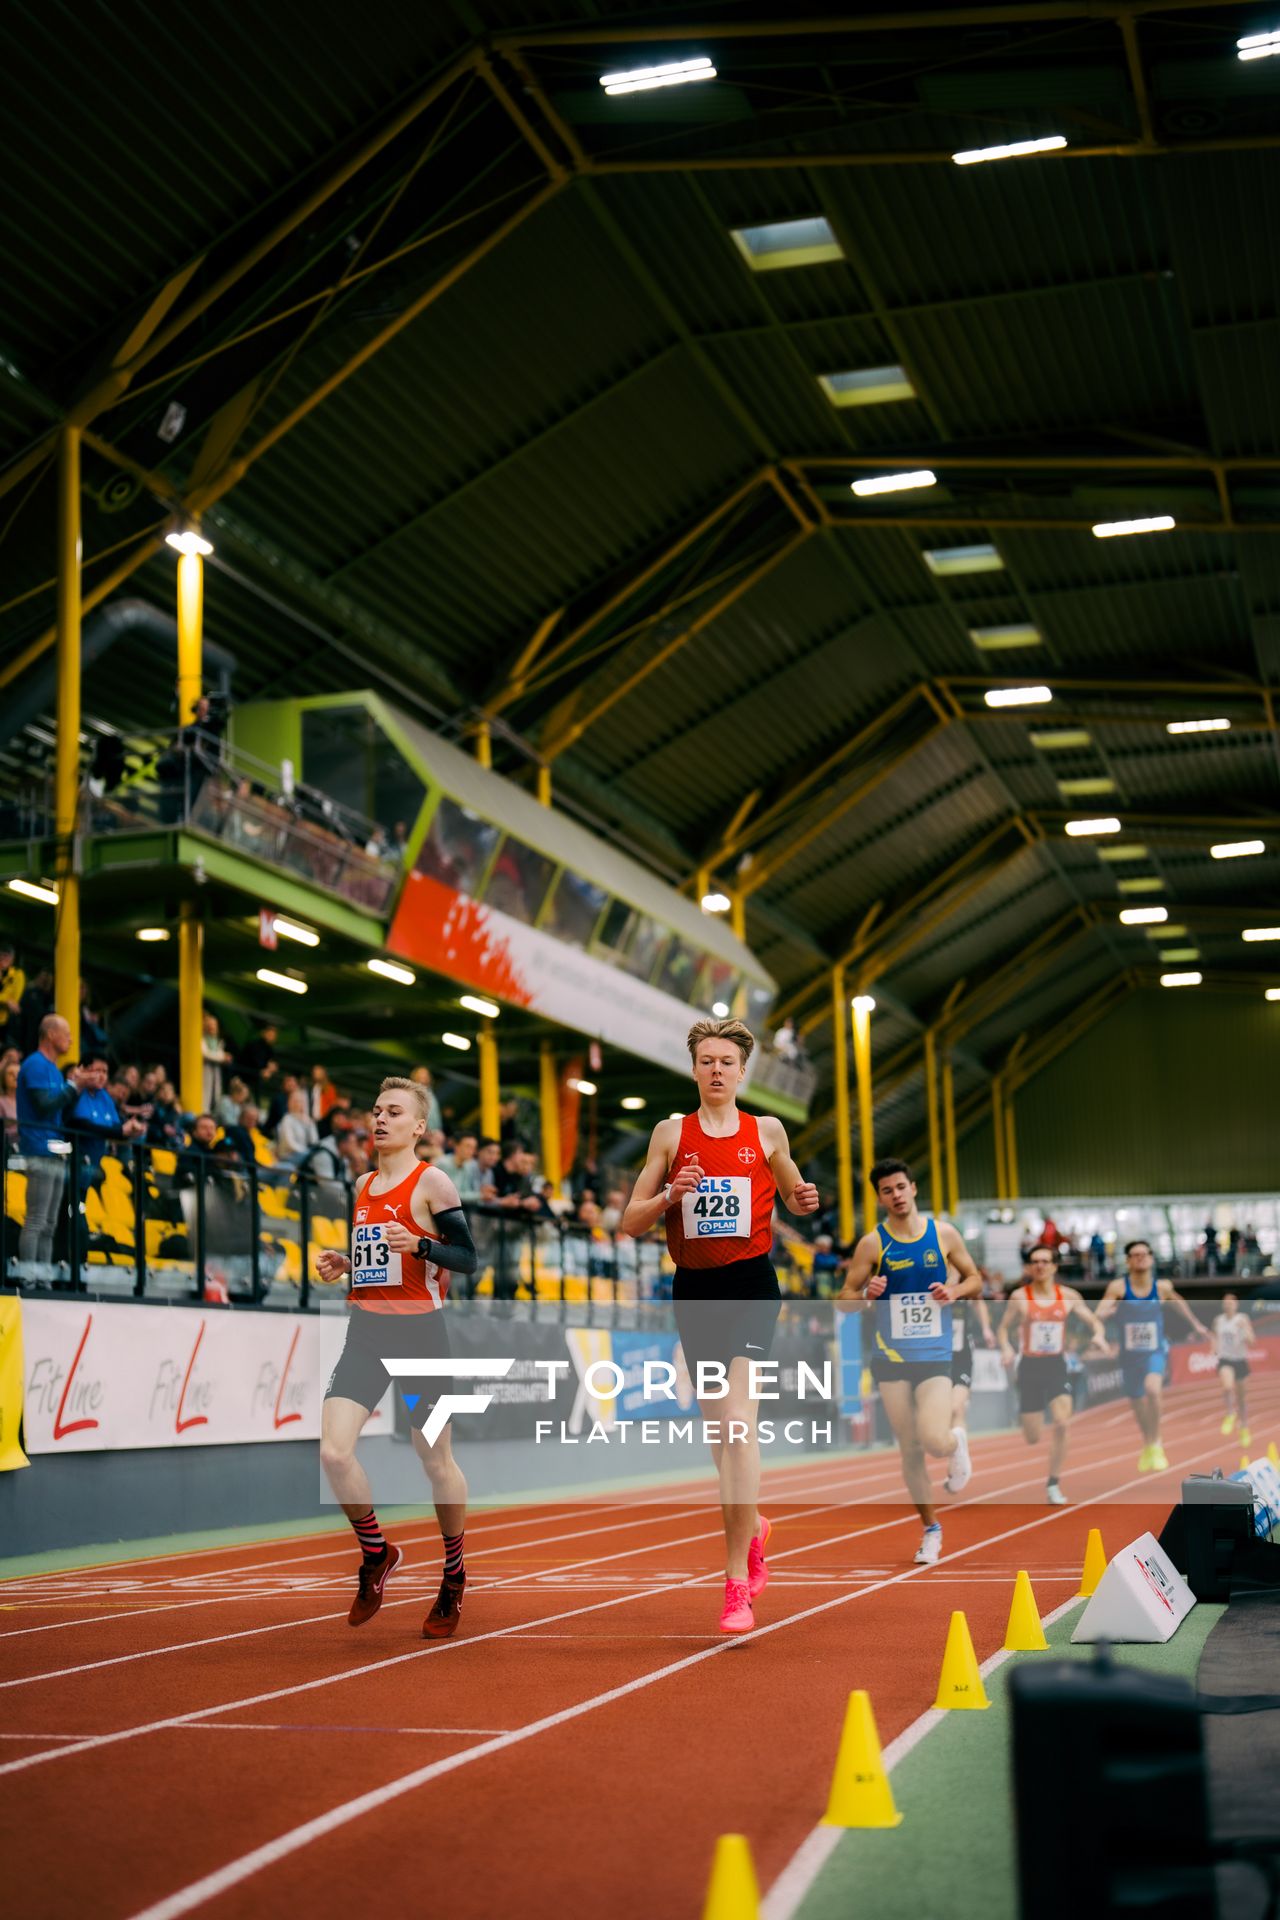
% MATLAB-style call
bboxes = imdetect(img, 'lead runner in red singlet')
[315,1075,478,1637]
[622,1017,819,1633]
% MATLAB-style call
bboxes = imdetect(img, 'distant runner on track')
[316,1075,478,1638]
[838,1158,983,1564]
[1095,1238,1211,1473]
[1214,1290,1255,1448]
[622,1017,819,1634]
[998,1246,1110,1505]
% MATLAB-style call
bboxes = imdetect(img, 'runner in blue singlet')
[1096,1237,1210,1474]
[839,1157,983,1565]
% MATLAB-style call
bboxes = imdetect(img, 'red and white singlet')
[348,1162,445,1315]
[664,1109,776,1271]
[1020,1281,1068,1357]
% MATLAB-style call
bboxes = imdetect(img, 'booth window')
[545,870,609,946]
[415,795,499,896]
[483,835,556,925]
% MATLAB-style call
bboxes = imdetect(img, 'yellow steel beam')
[176,551,204,726]
[495,606,566,709]
[474,721,493,770]
[536,764,552,807]
[539,1041,562,1188]
[74,51,482,427]
[54,428,81,1064]
[852,994,875,1233]
[1005,1093,1020,1201]
[478,1021,500,1140]
[860,831,1034,984]
[498,4,1249,50]
[475,52,568,182]
[178,902,204,1116]
[745,713,946,898]
[195,178,567,513]
[496,469,773,719]
[923,1024,941,1215]
[942,1053,959,1215]
[992,1074,1007,1201]
[831,966,854,1246]
[541,526,813,761]
[703,683,931,879]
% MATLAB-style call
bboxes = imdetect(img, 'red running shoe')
[747,1516,772,1600]
[423,1571,466,1639]
[348,1542,403,1626]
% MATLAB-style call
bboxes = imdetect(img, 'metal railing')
[0,1132,678,1311]
[7,730,401,916]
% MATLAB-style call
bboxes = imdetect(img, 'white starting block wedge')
[1071,1530,1196,1644]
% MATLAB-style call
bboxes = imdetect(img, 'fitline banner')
[19,1300,390,1454]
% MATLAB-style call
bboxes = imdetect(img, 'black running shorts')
[950,1342,973,1391]
[1017,1354,1070,1416]
[325,1306,451,1429]
[1219,1355,1250,1381]
[672,1253,781,1386]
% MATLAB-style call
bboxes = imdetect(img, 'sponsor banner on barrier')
[1169,1334,1280,1388]
[0,1297,29,1472]
[20,1300,391,1453]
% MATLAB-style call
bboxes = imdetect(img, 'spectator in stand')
[391,820,409,858]
[16,1013,91,1268]
[0,942,25,1040]
[276,1086,319,1168]
[16,968,54,1056]
[147,1079,185,1151]
[79,979,109,1059]
[364,825,391,861]
[475,1137,502,1199]
[265,1070,298,1136]
[771,1016,799,1063]
[409,1065,444,1134]
[1038,1215,1067,1253]
[310,1063,341,1123]
[216,1075,250,1131]
[415,1127,447,1166]
[0,1057,19,1141]
[201,1011,232,1111]
[71,1056,145,1172]
[438,1132,483,1200]
[491,1138,553,1299]
[1089,1229,1107,1280]
[498,1096,523,1147]
[236,1023,279,1099]
[219,1101,262,1169]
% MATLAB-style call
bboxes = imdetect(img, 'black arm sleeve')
[421,1207,478,1276]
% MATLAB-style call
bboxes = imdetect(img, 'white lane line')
[179,1722,512,1736]
[117,1502,1135,1920]
[1,1367,1242,1694]
[759,1593,1084,1920]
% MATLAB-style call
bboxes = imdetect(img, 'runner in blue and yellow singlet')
[839,1158,983,1564]
[1096,1237,1210,1474]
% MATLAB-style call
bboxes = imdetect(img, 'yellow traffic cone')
[822,1690,902,1828]
[934,1610,990,1710]
[1268,1441,1279,1469]
[1077,1527,1107,1598]
[702,1835,759,1920]
[1004,1570,1049,1652]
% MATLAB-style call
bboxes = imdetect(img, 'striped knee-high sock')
[351,1510,386,1562]
[442,1530,465,1580]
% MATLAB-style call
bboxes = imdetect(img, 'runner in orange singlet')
[316,1075,478,1637]
[999,1247,1109,1505]
[622,1017,819,1634]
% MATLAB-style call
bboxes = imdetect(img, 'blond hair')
[687,1017,755,1065]
[377,1075,428,1127]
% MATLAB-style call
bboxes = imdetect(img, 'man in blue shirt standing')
[70,1054,145,1276]
[16,1013,90,1273]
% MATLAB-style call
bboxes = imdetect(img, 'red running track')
[0,1372,1271,1920]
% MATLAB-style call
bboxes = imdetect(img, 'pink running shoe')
[719,1578,754,1634]
[747,1516,772,1600]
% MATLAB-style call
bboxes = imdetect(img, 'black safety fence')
[0,1131,676,1308]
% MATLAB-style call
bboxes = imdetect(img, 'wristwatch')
[414,1236,432,1259]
